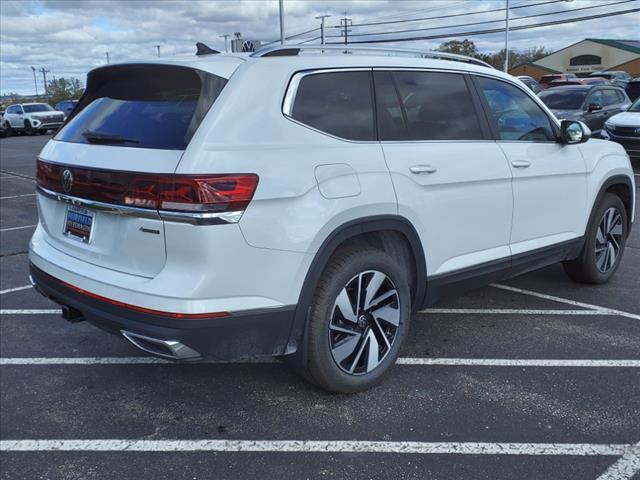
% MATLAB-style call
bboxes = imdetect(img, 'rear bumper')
[30,263,296,361]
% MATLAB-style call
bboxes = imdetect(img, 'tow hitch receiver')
[61,305,85,323]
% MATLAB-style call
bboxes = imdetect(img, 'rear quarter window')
[288,71,375,141]
[55,64,227,150]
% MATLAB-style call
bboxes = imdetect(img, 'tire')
[304,245,411,393]
[563,193,628,284]
[24,120,35,136]
[4,123,12,137]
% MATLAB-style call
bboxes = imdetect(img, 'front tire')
[305,246,411,393]
[24,120,35,136]
[4,123,12,137]
[563,193,628,284]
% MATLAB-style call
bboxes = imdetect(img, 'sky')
[1,0,638,95]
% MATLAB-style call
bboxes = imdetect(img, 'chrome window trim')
[36,186,241,225]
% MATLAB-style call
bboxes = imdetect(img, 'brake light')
[36,160,258,215]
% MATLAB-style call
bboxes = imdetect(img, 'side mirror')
[560,120,590,145]
[588,103,603,112]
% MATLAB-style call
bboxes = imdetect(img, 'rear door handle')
[511,160,531,168]
[409,165,437,174]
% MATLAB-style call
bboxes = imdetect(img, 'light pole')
[105,51,110,64]
[154,45,161,57]
[219,34,230,53]
[30,66,38,97]
[504,0,510,72]
[315,14,331,45]
[279,0,285,44]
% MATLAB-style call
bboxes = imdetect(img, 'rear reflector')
[37,160,258,215]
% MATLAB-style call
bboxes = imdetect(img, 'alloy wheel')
[594,207,624,273]
[328,270,400,375]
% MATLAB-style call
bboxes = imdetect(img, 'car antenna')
[196,42,221,56]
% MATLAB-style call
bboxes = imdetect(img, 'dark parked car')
[539,73,576,89]
[625,78,640,102]
[588,71,633,88]
[547,77,612,88]
[538,85,631,135]
[516,76,542,94]
[54,100,78,116]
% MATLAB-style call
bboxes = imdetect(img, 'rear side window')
[375,70,484,141]
[289,71,375,141]
[55,64,227,150]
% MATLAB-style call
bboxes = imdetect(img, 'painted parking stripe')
[1,439,637,456]
[0,224,36,232]
[2,357,639,367]
[421,308,602,315]
[0,193,36,200]
[0,309,59,314]
[596,442,640,480]
[0,285,32,295]
[491,284,640,320]
[0,170,35,181]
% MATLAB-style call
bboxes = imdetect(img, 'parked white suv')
[2,103,65,136]
[29,46,635,393]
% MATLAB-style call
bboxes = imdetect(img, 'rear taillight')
[37,160,258,216]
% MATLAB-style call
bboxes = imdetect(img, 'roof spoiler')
[196,42,220,56]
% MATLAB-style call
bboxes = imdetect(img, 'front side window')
[602,89,621,106]
[374,70,484,141]
[477,76,555,141]
[289,71,375,141]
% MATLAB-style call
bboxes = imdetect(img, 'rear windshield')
[540,75,561,84]
[24,104,54,113]
[55,64,227,150]
[539,90,587,110]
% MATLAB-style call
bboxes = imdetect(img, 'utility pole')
[39,67,50,95]
[105,51,110,64]
[219,34,230,53]
[154,45,161,57]
[315,14,331,45]
[340,14,352,46]
[504,0,510,72]
[279,0,285,44]
[30,66,38,97]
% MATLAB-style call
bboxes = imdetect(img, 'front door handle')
[409,165,437,174]
[511,160,531,168]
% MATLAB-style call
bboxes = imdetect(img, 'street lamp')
[30,66,38,97]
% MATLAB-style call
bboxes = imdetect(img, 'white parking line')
[0,193,36,200]
[0,309,59,314]
[0,285,32,295]
[421,308,602,315]
[1,439,637,456]
[0,224,36,232]
[491,284,640,320]
[2,357,639,367]
[596,442,640,480]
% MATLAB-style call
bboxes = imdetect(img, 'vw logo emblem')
[62,169,74,193]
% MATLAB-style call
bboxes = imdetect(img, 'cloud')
[1,0,638,94]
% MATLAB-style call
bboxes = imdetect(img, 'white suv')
[2,103,65,135]
[29,46,635,393]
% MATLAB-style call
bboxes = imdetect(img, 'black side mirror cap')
[588,103,603,112]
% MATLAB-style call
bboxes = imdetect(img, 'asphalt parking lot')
[0,134,639,479]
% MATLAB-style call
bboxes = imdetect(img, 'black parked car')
[625,78,640,102]
[54,100,78,116]
[538,85,631,135]
[588,71,633,88]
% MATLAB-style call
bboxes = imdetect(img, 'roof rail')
[251,45,494,69]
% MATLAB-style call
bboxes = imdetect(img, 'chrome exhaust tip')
[121,330,200,360]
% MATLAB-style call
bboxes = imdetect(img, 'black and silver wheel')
[564,193,628,284]
[305,246,411,393]
[4,123,12,137]
[24,120,34,136]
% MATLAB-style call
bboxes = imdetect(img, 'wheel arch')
[284,215,426,361]
[591,175,635,231]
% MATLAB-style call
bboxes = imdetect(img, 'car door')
[4,106,17,127]
[9,105,24,128]
[375,70,513,277]
[473,75,587,260]
[583,89,607,133]
[601,89,626,121]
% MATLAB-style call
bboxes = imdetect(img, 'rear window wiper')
[82,130,139,145]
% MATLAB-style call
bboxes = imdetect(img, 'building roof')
[586,39,640,55]
[510,62,560,73]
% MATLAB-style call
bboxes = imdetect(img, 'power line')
[325,7,640,44]
[328,0,566,29]
[330,0,636,39]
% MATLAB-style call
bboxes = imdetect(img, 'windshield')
[540,75,561,84]
[591,73,612,79]
[539,90,587,110]
[629,98,640,112]
[23,104,54,113]
[55,64,227,150]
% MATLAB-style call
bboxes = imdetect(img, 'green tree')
[45,77,84,106]
[437,39,478,57]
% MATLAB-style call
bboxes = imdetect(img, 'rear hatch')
[36,62,233,278]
